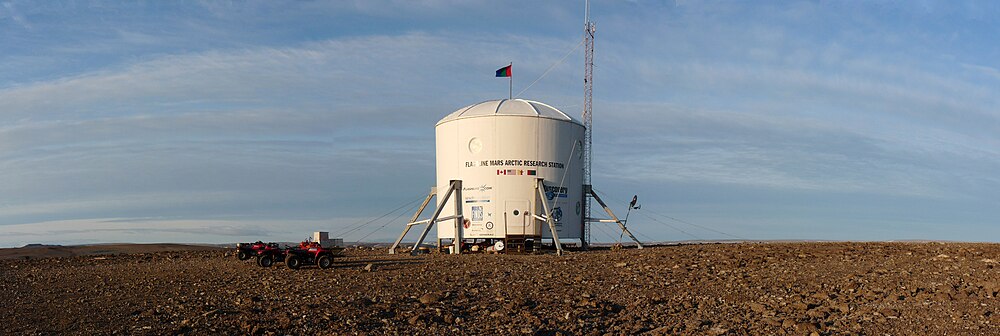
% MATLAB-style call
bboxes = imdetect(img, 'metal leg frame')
[581,185,590,250]
[536,179,564,256]
[451,181,463,255]
[589,189,644,249]
[388,187,436,254]
[387,181,464,256]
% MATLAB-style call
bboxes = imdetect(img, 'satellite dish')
[630,195,638,209]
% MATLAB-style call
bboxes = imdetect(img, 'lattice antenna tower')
[582,0,595,246]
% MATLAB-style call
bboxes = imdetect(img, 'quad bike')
[284,242,344,270]
[235,241,271,260]
[254,243,288,267]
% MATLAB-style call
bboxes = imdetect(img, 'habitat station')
[389,99,642,256]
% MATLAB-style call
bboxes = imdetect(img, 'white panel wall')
[436,115,584,240]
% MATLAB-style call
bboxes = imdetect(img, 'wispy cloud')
[0,31,585,237]
[1,2,31,29]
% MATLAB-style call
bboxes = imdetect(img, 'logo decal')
[471,206,484,221]
[551,207,563,222]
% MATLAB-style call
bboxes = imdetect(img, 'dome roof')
[437,99,583,126]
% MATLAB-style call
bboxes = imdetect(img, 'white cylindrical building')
[435,99,585,247]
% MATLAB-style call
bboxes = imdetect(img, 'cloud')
[573,1,1000,206]
[0,31,589,237]
[1,2,31,29]
[0,32,582,122]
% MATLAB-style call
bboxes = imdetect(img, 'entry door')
[505,200,530,236]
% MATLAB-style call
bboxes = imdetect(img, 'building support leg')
[452,180,463,255]
[389,187,436,254]
[581,185,591,251]
[536,179,564,256]
[590,189,644,249]
[409,180,461,255]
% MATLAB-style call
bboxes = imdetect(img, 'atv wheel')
[237,251,251,260]
[317,255,333,269]
[257,255,274,267]
[285,255,302,270]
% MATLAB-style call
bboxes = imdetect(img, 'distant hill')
[0,243,222,259]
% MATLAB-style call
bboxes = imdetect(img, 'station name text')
[464,159,565,169]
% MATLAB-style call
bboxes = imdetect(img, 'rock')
[806,309,829,319]
[707,326,728,335]
[419,293,442,305]
[790,302,810,311]
[277,315,292,329]
[795,322,819,333]
[364,263,375,272]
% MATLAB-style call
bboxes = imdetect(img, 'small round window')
[468,137,483,153]
[512,209,520,216]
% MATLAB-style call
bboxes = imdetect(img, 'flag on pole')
[495,65,512,77]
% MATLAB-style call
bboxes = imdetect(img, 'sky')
[1,0,999,247]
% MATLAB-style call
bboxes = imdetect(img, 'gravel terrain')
[3,242,999,335]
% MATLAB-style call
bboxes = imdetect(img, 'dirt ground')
[3,242,999,335]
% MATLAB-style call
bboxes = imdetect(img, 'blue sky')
[1,0,998,247]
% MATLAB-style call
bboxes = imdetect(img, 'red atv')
[254,243,287,267]
[235,241,270,260]
[284,242,343,270]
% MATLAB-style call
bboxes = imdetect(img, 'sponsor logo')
[463,184,494,192]
[551,207,563,222]
[471,206,484,221]
[544,185,568,200]
[485,221,494,230]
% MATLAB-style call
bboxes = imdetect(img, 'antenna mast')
[582,0,595,247]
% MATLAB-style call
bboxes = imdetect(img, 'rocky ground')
[3,242,999,335]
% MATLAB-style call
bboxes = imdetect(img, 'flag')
[496,65,512,77]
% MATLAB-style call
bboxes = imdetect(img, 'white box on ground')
[313,231,343,248]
